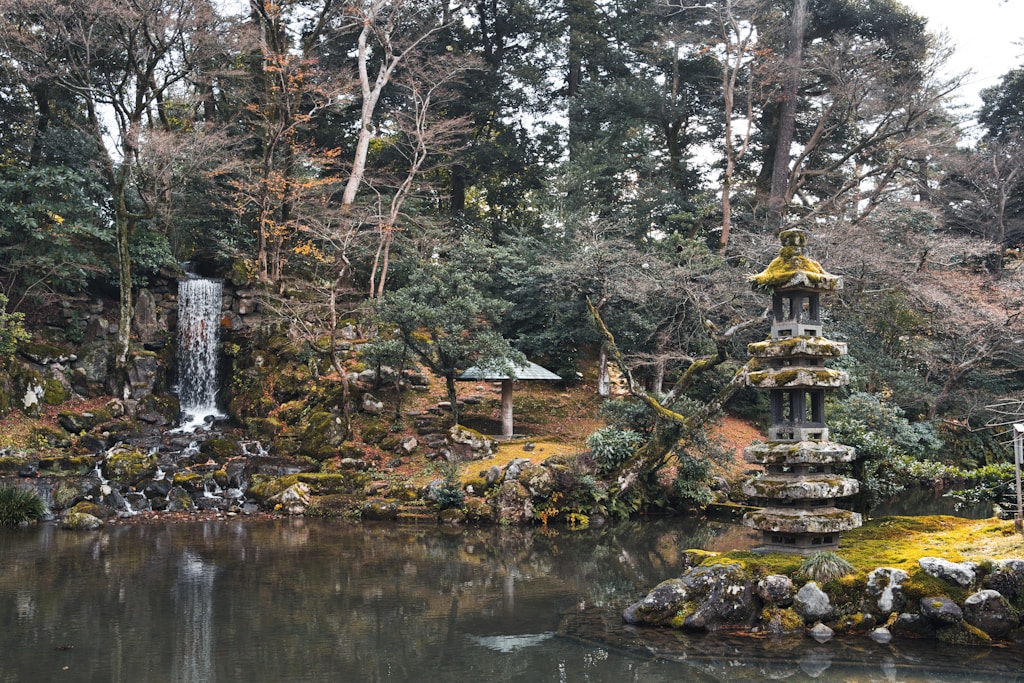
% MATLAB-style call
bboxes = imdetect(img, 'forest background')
[0,0,1022,511]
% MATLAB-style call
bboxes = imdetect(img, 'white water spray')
[177,277,226,432]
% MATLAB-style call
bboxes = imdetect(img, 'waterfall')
[177,276,225,431]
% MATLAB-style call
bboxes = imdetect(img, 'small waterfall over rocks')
[177,276,226,431]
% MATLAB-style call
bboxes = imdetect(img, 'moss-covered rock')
[104,447,158,486]
[936,621,992,646]
[30,426,72,449]
[61,510,104,530]
[360,499,398,521]
[307,493,362,518]
[761,606,804,634]
[42,374,71,405]
[166,486,194,511]
[199,436,241,460]
[67,500,110,519]
[57,408,112,434]
[299,411,348,460]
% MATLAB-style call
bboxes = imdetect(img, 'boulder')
[622,578,687,626]
[892,612,936,638]
[864,567,908,614]
[919,596,963,625]
[61,511,104,530]
[132,288,162,346]
[869,627,893,644]
[517,463,554,499]
[962,589,1017,639]
[623,562,756,631]
[267,482,311,515]
[447,425,495,461]
[793,581,831,621]
[761,606,803,634]
[809,622,834,643]
[919,557,977,588]
[756,574,795,606]
[361,393,384,415]
[986,560,1024,601]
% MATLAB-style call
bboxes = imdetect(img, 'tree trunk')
[766,0,808,230]
[597,343,610,397]
[114,172,134,397]
[445,372,460,425]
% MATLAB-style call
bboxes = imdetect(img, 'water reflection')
[0,518,1021,682]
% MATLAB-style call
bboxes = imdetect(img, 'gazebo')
[457,360,562,438]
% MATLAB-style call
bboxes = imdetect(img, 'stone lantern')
[741,229,861,554]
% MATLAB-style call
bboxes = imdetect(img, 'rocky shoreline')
[623,545,1024,647]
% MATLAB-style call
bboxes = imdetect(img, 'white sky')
[900,0,1023,125]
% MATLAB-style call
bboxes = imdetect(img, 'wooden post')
[1014,423,1023,533]
[501,379,514,438]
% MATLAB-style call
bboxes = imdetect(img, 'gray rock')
[622,578,687,625]
[892,612,936,638]
[869,627,893,644]
[362,393,384,415]
[675,563,757,630]
[864,567,908,614]
[985,569,1021,602]
[483,465,503,487]
[399,436,418,454]
[756,574,795,606]
[267,482,311,515]
[794,581,831,621]
[963,589,1017,639]
[987,560,1024,601]
[919,557,977,588]
[132,288,161,345]
[919,596,963,625]
[809,622,834,643]
[623,562,756,631]
[504,458,533,481]
[61,511,104,530]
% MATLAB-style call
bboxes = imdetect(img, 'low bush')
[0,486,46,526]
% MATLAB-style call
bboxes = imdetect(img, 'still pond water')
[1,517,1021,682]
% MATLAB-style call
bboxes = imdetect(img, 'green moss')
[0,456,26,473]
[173,472,206,486]
[937,622,992,646]
[669,602,697,628]
[67,501,109,519]
[761,606,804,633]
[199,436,240,460]
[42,377,70,405]
[748,336,846,358]
[105,449,157,484]
[705,551,803,578]
[901,572,967,605]
[746,367,846,388]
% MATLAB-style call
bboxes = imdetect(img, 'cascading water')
[177,276,226,431]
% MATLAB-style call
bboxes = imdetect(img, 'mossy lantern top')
[749,229,842,293]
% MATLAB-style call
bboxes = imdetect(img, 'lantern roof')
[749,229,843,292]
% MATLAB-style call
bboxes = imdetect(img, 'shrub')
[799,552,855,583]
[587,426,643,475]
[0,486,46,526]
[0,293,30,360]
[673,453,714,507]
[433,462,465,510]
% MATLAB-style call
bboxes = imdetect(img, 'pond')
[1,517,1021,682]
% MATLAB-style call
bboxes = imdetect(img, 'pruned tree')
[366,247,525,425]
